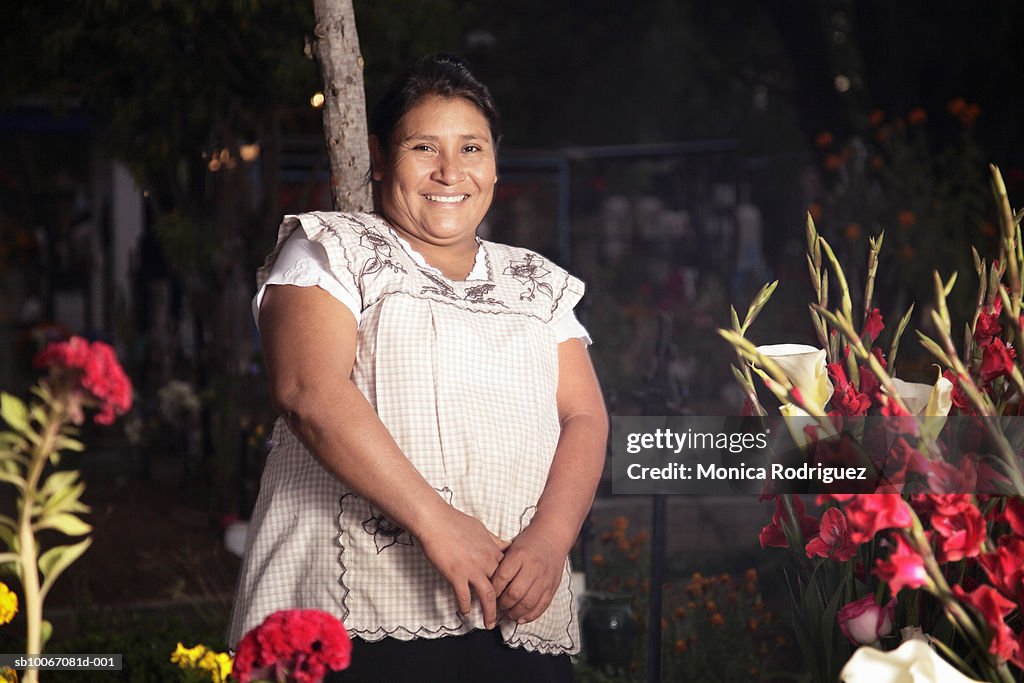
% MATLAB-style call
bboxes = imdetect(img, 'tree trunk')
[311,0,372,213]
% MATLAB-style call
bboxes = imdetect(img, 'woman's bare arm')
[260,283,507,627]
[490,337,608,623]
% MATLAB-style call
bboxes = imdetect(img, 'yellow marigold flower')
[0,666,16,683]
[198,650,233,682]
[170,642,205,669]
[0,583,17,625]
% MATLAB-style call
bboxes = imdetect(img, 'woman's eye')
[414,145,434,152]
[464,145,482,153]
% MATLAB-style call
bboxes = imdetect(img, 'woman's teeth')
[425,194,468,203]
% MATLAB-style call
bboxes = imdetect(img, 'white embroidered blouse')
[228,212,587,655]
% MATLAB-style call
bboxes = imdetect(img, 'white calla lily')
[756,344,834,412]
[840,640,983,683]
[889,376,953,417]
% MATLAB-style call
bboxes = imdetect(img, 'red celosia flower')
[874,535,928,595]
[929,499,986,563]
[981,338,1016,384]
[861,308,885,342]
[842,495,914,544]
[34,336,133,425]
[759,496,820,549]
[806,507,859,561]
[979,536,1024,607]
[836,595,895,645]
[952,584,1019,663]
[233,609,352,683]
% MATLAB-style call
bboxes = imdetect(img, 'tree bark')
[311,0,372,212]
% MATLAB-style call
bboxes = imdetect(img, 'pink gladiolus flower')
[874,535,928,596]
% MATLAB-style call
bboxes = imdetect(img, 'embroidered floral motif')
[420,271,508,307]
[504,254,553,301]
[420,269,459,299]
[362,509,414,554]
[358,229,407,277]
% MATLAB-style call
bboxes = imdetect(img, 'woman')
[228,54,607,682]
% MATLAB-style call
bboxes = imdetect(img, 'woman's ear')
[368,135,385,181]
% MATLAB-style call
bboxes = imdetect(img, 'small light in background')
[834,75,851,93]
[311,91,325,108]
[832,30,846,44]
[239,143,261,162]
[208,158,221,172]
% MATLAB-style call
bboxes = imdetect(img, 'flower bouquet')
[720,167,1024,682]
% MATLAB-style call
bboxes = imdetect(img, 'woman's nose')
[431,151,465,185]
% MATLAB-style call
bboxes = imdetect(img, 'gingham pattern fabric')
[228,212,585,654]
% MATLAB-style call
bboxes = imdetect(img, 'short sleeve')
[550,310,592,345]
[252,214,363,329]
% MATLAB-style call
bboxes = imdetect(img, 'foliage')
[0,336,132,683]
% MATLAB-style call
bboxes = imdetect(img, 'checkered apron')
[228,212,585,655]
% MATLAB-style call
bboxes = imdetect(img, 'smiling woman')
[227,54,608,683]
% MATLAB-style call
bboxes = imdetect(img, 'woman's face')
[371,95,497,249]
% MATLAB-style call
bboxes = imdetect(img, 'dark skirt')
[323,628,575,683]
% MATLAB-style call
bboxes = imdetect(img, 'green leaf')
[38,537,92,598]
[0,470,26,490]
[40,619,53,650]
[35,512,92,536]
[56,436,85,452]
[0,393,30,434]
[41,469,81,496]
[42,481,87,515]
[0,514,15,531]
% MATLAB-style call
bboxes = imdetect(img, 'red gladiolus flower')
[806,507,859,561]
[981,338,1016,384]
[1003,497,1024,536]
[827,364,871,417]
[974,310,1003,348]
[34,336,133,425]
[842,495,913,544]
[861,308,885,342]
[874,535,928,595]
[930,500,986,563]
[836,595,895,645]
[942,370,973,412]
[760,496,820,549]
[233,609,352,683]
[980,536,1024,607]
[952,584,1019,663]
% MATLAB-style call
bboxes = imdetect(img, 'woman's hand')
[416,507,509,629]
[490,520,568,624]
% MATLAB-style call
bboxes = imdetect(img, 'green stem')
[17,401,64,683]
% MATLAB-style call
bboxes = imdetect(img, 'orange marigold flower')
[753,599,765,612]
[845,222,862,241]
[675,639,688,653]
[745,569,757,582]
[980,221,997,237]
[824,154,842,172]
[627,553,638,562]
[719,573,731,584]
[704,600,718,613]
[747,617,760,632]
[633,530,650,544]
[613,516,629,531]
[617,537,631,552]
[875,125,892,143]
[815,131,833,148]
[710,613,725,627]
[687,601,697,610]
[808,202,823,222]
[898,210,916,228]
[745,582,758,595]
[591,554,605,567]
[948,96,967,117]
[869,109,885,127]
[907,108,927,125]
[870,155,885,170]
[673,606,687,619]
[726,592,738,605]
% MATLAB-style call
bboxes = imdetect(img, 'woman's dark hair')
[369,53,502,152]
